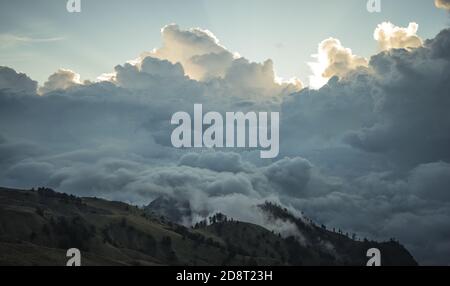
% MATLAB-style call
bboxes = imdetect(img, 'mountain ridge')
[0,187,417,266]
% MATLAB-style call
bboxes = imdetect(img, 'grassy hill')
[0,187,417,266]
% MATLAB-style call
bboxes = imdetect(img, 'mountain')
[0,187,417,266]
[144,195,192,223]
[257,202,418,266]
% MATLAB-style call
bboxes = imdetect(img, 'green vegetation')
[0,187,417,266]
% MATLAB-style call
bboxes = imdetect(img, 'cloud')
[0,66,37,94]
[189,51,234,80]
[0,136,40,173]
[148,24,232,81]
[374,22,423,51]
[409,161,450,202]
[179,152,251,173]
[6,159,55,187]
[114,57,189,91]
[308,22,423,89]
[435,0,450,10]
[139,56,185,78]
[279,28,450,264]
[39,69,82,94]
[35,151,324,239]
[344,29,450,167]
[0,34,64,49]
[264,157,312,197]
[125,24,302,94]
[285,28,450,170]
[308,38,368,89]
[1,24,450,265]
[223,58,302,96]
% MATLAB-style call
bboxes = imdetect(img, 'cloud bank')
[1,24,450,265]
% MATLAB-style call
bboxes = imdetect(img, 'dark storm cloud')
[276,28,450,265]
[344,29,450,167]
[179,152,251,173]
[282,29,450,169]
[0,26,450,264]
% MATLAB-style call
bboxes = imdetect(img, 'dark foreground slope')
[0,187,417,266]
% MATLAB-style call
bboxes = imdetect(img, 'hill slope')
[0,187,417,266]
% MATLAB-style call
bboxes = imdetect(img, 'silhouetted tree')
[161,236,172,248]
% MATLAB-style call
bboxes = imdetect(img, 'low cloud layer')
[1,24,450,265]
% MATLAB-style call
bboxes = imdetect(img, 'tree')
[42,224,51,236]
[35,207,45,217]
[29,231,37,241]
[161,236,172,248]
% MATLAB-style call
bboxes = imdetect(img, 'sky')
[1,0,450,266]
[0,0,449,84]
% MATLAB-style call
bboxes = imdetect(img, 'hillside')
[0,187,417,266]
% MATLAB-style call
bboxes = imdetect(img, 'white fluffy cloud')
[126,24,302,94]
[39,69,82,94]
[308,22,423,89]
[435,0,450,10]
[308,38,368,89]
[149,24,232,81]
[374,22,423,51]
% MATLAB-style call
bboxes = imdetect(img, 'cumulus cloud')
[0,66,37,94]
[147,24,233,81]
[344,29,450,167]
[374,22,423,51]
[126,24,302,94]
[264,157,312,197]
[39,69,82,94]
[280,28,450,264]
[308,38,368,89]
[114,57,189,90]
[435,0,450,10]
[1,24,450,265]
